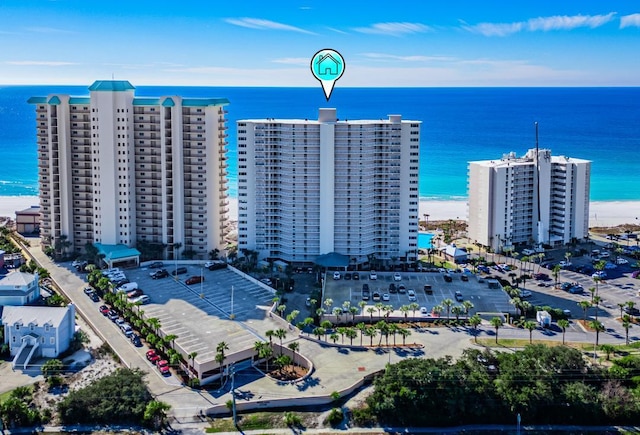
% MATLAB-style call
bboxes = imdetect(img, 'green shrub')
[350,405,376,426]
[324,407,344,427]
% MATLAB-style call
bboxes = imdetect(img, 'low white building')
[0,271,40,306]
[2,304,76,369]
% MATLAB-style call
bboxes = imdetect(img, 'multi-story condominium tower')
[237,108,421,266]
[28,80,230,259]
[468,148,591,252]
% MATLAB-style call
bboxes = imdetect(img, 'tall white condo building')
[237,108,421,266]
[29,80,230,259]
[468,148,591,252]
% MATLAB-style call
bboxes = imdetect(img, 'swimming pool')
[418,232,435,249]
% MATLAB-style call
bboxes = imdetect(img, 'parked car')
[131,334,142,347]
[393,272,402,281]
[398,284,407,294]
[389,283,397,293]
[361,289,370,300]
[420,306,428,314]
[99,305,110,315]
[185,275,204,285]
[206,260,227,271]
[407,289,416,301]
[353,272,359,280]
[333,271,341,280]
[127,289,143,298]
[616,257,629,265]
[569,286,584,294]
[83,287,94,295]
[344,272,352,280]
[157,360,170,375]
[171,267,188,275]
[455,291,463,302]
[89,292,100,302]
[443,274,453,283]
[372,292,381,301]
[305,297,312,307]
[107,310,118,321]
[129,295,150,305]
[519,290,532,298]
[369,271,377,280]
[148,261,164,269]
[146,349,160,363]
[461,274,469,281]
[150,269,169,279]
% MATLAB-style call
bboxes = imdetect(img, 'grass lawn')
[206,412,286,433]
[477,337,596,350]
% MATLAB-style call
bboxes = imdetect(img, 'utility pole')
[230,363,237,428]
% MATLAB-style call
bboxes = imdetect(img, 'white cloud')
[353,22,432,36]
[465,13,616,36]
[620,13,640,28]
[225,17,315,34]
[327,27,348,35]
[271,57,310,65]
[528,13,616,31]
[24,26,74,34]
[360,53,457,62]
[6,60,77,66]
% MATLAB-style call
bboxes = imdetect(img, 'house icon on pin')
[316,53,341,76]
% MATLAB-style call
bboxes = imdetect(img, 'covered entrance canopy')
[95,243,141,269]
[314,252,350,270]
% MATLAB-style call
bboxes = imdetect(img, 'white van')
[116,282,138,293]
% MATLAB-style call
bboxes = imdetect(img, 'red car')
[146,349,160,363]
[99,305,110,315]
[157,359,170,375]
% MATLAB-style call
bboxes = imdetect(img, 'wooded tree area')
[367,345,640,426]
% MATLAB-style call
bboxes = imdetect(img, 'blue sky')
[1,0,639,86]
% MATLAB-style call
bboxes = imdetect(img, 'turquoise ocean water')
[1,86,639,201]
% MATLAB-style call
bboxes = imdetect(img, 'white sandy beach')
[0,195,637,228]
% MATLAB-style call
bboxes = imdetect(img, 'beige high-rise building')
[28,80,230,260]
[237,108,421,266]
[468,148,591,252]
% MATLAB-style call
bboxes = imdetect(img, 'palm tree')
[398,327,411,345]
[312,327,325,341]
[400,305,410,323]
[592,296,602,321]
[336,327,347,344]
[324,298,334,312]
[469,314,482,343]
[523,320,537,343]
[590,320,605,346]
[147,317,161,336]
[617,303,626,320]
[462,300,474,319]
[552,264,562,287]
[320,320,333,340]
[442,298,454,320]
[265,329,276,345]
[364,326,377,346]
[409,302,420,322]
[375,302,384,320]
[332,307,343,323]
[578,300,592,322]
[358,300,367,315]
[187,351,198,374]
[215,341,229,383]
[345,327,358,345]
[622,315,633,345]
[376,320,389,346]
[432,304,443,318]
[287,341,300,368]
[274,329,287,354]
[451,305,463,321]
[329,333,339,344]
[490,316,503,344]
[349,306,359,323]
[388,323,399,346]
[366,307,376,322]
[356,322,366,346]
[557,319,570,345]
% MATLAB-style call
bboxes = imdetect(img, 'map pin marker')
[310,49,345,101]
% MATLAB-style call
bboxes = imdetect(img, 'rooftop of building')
[239,108,420,125]
[94,243,141,261]
[470,148,591,167]
[1,305,71,327]
[88,80,136,92]
[0,271,37,288]
[15,205,40,216]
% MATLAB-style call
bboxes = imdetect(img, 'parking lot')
[106,264,283,368]
[323,271,514,318]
